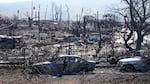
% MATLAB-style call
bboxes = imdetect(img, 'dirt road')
[0,67,150,84]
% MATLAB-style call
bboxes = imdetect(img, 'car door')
[69,57,85,73]
[53,57,66,74]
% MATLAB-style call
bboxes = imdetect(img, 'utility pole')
[29,0,34,27]
[97,11,101,50]
[38,5,41,43]
[45,5,48,22]
[66,5,71,55]
[52,2,54,21]
[66,5,70,32]
[83,16,87,39]
[16,9,19,28]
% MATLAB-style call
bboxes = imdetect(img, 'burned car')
[31,55,96,75]
[118,56,150,72]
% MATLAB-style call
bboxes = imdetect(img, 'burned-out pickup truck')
[31,55,96,76]
[118,56,150,72]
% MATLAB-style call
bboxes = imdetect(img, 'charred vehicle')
[118,56,150,72]
[31,55,96,75]
[0,35,23,49]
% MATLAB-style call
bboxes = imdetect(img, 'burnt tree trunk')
[28,17,32,27]
[83,16,87,37]
[118,0,150,57]
[124,30,134,51]
[135,31,143,56]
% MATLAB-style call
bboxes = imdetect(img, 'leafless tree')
[24,1,36,28]
[51,3,63,22]
[96,12,102,53]
[25,11,35,27]
[82,15,95,41]
[12,10,20,29]
[66,5,70,32]
[117,0,150,56]
[73,8,83,36]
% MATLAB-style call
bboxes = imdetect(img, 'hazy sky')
[0,0,122,20]
[0,0,30,3]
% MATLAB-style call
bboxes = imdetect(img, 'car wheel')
[81,68,88,74]
[123,65,136,72]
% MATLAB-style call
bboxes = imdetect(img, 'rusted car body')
[31,55,96,75]
[118,56,150,72]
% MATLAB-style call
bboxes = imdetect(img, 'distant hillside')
[0,13,10,19]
